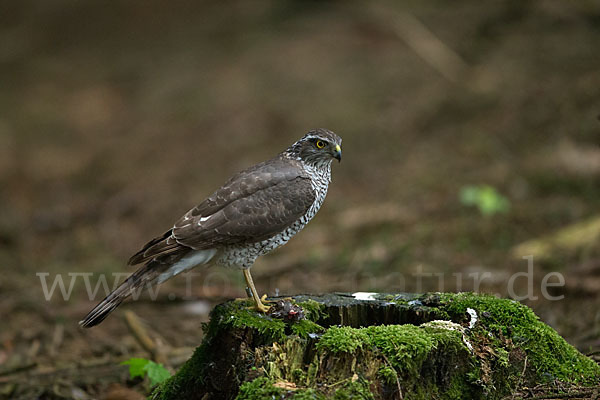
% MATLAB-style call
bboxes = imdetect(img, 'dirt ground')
[1,1,600,398]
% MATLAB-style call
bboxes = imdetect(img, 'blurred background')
[2,0,600,398]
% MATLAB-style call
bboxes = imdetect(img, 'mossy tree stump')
[152,293,600,399]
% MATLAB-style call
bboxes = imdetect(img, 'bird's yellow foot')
[242,295,271,313]
[260,294,276,304]
[254,301,271,313]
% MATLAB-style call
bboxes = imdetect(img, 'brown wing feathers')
[126,228,195,266]
[173,176,315,249]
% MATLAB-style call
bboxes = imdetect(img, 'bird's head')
[287,128,342,167]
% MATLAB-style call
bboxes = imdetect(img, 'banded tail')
[79,249,216,328]
[79,262,158,328]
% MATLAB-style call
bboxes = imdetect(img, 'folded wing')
[127,157,315,265]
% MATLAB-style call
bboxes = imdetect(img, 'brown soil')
[1,1,600,398]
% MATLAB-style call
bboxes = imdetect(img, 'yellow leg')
[243,269,271,313]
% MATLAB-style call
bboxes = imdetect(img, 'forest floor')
[1,1,600,398]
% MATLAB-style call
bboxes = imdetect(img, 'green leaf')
[121,358,150,379]
[459,184,510,216]
[143,360,171,386]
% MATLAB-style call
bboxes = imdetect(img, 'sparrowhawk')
[80,128,342,327]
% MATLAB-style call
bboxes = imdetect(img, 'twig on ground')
[123,310,168,365]
[49,323,64,357]
[0,362,37,378]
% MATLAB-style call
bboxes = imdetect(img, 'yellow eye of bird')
[316,140,325,149]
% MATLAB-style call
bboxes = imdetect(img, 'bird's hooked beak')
[333,144,342,162]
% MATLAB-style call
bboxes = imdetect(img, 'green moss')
[367,325,441,374]
[312,322,476,399]
[235,377,283,400]
[333,378,375,400]
[213,299,286,343]
[290,319,325,338]
[441,292,600,384]
[445,372,481,400]
[296,299,327,322]
[291,368,306,383]
[317,324,467,377]
[316,326,370,353]
[378,366,398,386]
[292,388,327,400]
[495,348,509,368]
